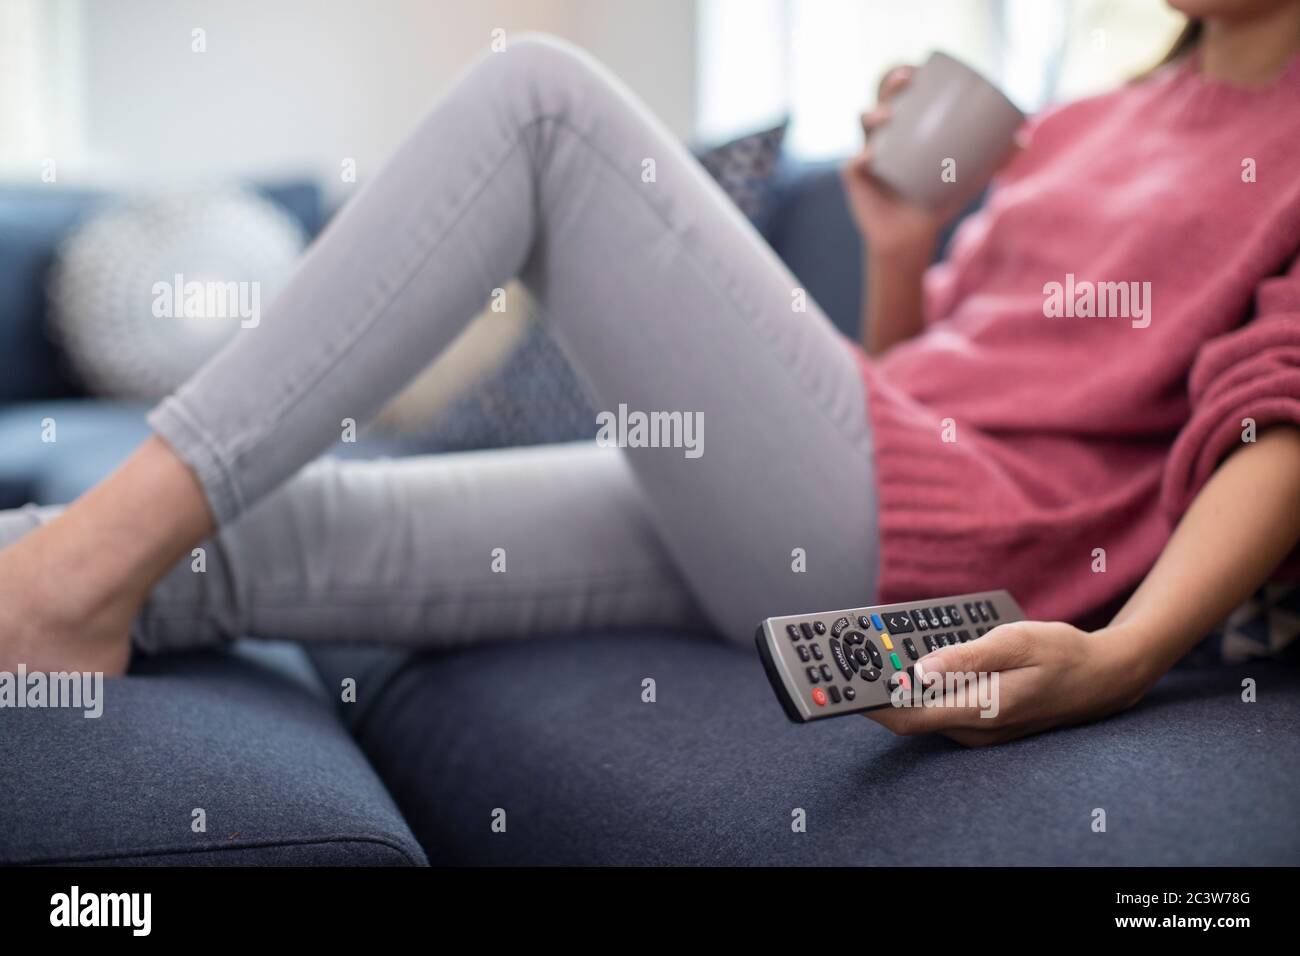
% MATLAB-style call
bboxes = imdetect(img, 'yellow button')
[881,633,894,651]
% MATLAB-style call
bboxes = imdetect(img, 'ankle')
[28,436,214,609]
[15,517,145,628]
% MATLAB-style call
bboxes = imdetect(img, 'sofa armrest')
[0,647,427,866]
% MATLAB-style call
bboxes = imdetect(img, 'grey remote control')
[755,590,1025,722]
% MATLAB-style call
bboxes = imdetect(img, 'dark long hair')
[1154,18,1202,68]
[1131,18,1200,82]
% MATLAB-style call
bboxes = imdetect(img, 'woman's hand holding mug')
[843,53,1026,257]
[841,65,945,257]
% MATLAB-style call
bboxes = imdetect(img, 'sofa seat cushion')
[352,631,1300,865]
[0,649,426,866]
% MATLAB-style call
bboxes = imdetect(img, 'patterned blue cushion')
[695,120,789,230]
[1185,582,1300,666]
[416,321,597,452]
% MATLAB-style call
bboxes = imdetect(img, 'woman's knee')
[472,31,615,120]
[501,32,606,83]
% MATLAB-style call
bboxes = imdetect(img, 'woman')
[2,0,1297,745]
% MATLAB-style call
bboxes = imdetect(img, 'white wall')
[52,0,696,194]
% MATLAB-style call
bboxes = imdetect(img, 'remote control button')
[831,616,851,637]
[830,639,855,680]
[910,610,929,630]
[956,631,970,643]
[985,600,1000,620]
[860,666,880,682]
[810,643,824,661]
[797,645,811,662]
[800,622,816,641]
[806,666,820,684]
[976,627,986,636]
[865,641,883,669]
[811,687,828,707]
[923,634,936,653]
[786,624,801,642]
[882,611,914,633]
[888,672,912,694]
[889,652,902,671]
[869,613,884,631]
[880,632,894,651]
[944,604,960,625]
[903,637,919,660]
[820,664,833,683]
[936,633,951,647]
[849,631,865,646]
[843,686,856,701]
[827,685,842,704]
[858,615,870,629]
[938,607,952,627]
[813,620,827,635]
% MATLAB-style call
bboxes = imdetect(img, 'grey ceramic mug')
[869,51,1025,211]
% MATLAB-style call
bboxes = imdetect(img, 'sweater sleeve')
[1160,255,1300,527]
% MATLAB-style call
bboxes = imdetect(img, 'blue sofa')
[2,166,1297,866]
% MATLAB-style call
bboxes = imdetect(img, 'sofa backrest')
[763,158,979,341]
[764,159,865,339]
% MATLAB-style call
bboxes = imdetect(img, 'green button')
[890,652,902,670]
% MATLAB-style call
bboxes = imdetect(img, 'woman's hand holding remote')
[865,621,1149,746]
[866,426,1300,745]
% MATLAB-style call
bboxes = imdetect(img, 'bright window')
[0,0,84,170]
[697,0,1184,158]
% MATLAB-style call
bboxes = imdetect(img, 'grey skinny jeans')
[4,35,878,651]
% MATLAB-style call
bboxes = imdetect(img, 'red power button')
[811,688,829,707]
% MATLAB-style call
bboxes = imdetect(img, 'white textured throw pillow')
[49,187,304,398]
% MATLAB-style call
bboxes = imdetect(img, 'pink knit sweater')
[860,53,1300,625]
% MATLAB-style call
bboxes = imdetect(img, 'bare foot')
[0,524,138,676]
[0,436,214,676]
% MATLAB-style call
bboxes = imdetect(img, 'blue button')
[870,613,884,631]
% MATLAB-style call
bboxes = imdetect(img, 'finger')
[860,106,892,138]
[865,694,990,736]
[993,134,1025,173]
[840,150,876,188]
[876,64,915,103]
[865,665,1000,734]
[914,620,1040,683]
